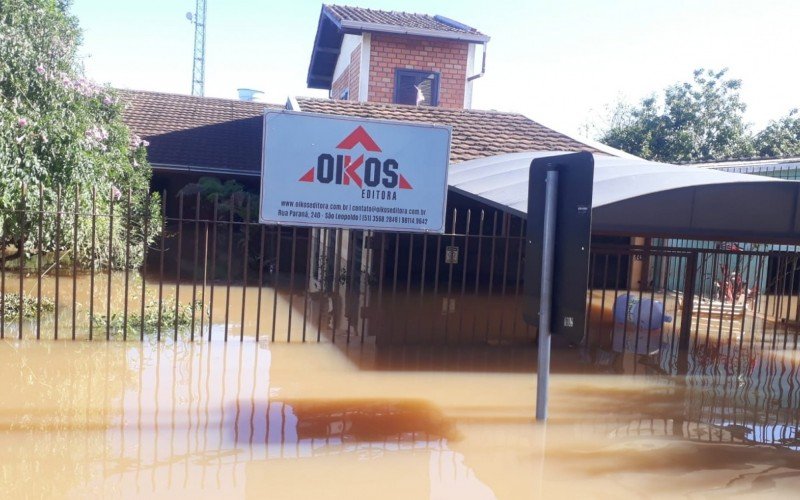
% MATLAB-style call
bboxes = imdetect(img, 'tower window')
[394,69,439,106]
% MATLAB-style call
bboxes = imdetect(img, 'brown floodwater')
[1,337,799,499]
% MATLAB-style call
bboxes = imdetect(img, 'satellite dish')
[186,12,193,21]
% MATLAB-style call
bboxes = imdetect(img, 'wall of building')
[367,33,469,109]
[332,34,360,83]
[331,39,362,101]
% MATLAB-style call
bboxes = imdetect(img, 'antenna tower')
[188,0,207,96]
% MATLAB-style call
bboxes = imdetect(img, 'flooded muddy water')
[0,339,798,498]
[1,272,311,342]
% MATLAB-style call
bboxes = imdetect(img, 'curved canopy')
[448,152,800,244]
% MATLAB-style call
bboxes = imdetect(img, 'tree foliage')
[601,69,756,163]
[0,0,159,269]
[754,110,800,158]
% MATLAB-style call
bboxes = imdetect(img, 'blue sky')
[71,0,800,137]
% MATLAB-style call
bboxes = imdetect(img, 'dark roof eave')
[306,6,343,90]
[151,163,261,177]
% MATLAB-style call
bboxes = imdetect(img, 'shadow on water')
[229,398,459,447]
[332,342,539,373]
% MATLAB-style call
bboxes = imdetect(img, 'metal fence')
[585,243,800,377]
[0,189,528,345]
[2,188,800,361]
[703,160,800,180]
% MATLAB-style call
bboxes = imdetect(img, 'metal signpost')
[524,152,594,420]
[260,110,451,233]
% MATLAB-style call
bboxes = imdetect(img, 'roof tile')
[119,89,599,174]
[325,4,485,37]
[295,98,600,163]
[119,89,282,173]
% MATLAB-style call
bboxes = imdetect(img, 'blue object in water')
[613,294,672,330]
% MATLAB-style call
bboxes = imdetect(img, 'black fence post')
[678,251,698,374]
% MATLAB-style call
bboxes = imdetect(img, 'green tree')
[754,110,800,158]
[600,69,755,163]
[0,0,159,269]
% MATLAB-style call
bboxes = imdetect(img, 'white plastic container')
[611,294,672,355]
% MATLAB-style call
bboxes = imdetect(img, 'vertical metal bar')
[123,189,132,341]
[359,231,373,344]
[375,232,386,343]
[403,233,414,339]
[690,251,704,350]
[156,190,166,342]
[678,252,698,374]
[458,210,472,337]
[657,253,672,355]
[770,254,785,350]
[644,256,658,357]
[200,224,209,339]
[716,252,730,348]
[344,230,355,344]
[511,216,527,341]
[738,252,753,347]
[750,254,765,350]
[224,199,234,341]
[536,170,558,422]
[287,227,298,342]
[175,192,184,341]
[485,211,499,342]
[688,250,702,351]
[330,228,343,342]
[783,255,797,349]
[54,186,61,339]
[256,226,265,342]
[390,233,400,344]
[444,209,457,344]
[190,193,201,341]
[140,190,150,342]
[417,233,428,342]
[499,213,513,341]
[106,187,114,341]
[36,183,43,340]
[271,226,281,343]
[632,248,647,361]
[302,228,311,342]
[240,196,251,342]
[432,232,443,342]
[89,187,96,340]
[472,211,485,340]
[208,195,219,341]
[72,186,79,340]
[17,184,26,340]
[622,249,636,374]
[704,251,719,348]
[315,229,325,343]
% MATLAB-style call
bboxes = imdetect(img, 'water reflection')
[0,338,798,498]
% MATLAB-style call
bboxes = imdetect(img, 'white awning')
[448,152,800,244]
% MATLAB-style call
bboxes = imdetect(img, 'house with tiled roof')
[120,4,608,206]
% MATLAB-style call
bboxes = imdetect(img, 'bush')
[0,0,160,269]
[0,293,55,320]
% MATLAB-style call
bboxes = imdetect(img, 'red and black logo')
[298,126,413,190]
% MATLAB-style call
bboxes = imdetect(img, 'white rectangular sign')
[260,111,451,233]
